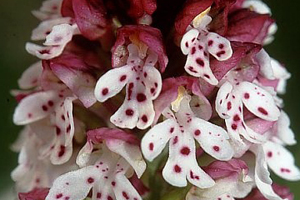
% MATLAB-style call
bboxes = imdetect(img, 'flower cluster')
[12,0,299,200]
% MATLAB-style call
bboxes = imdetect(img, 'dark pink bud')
[226,9,275,44]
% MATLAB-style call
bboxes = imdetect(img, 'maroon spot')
[122,191,129,200]
[203,51,208,57]
[204,74,210,79]
[137,93,146,102]
[281,168,291,173]
[180,147,191,155]
[56,193,63,199]
[216,51,226,57]
[119,75,127,82]
[27,113,32,118]
[61,115,65,121]
[127,82,134,100]
[227,102,232,110]
[65,197,70,200]
[56,126,61,135]
[233,115,240,122]
[190,171,200,180]
[149,143,154,151]
[198,45,203,50]
[174,165,182,173]
[231,124,237,130]
[39,49,50,54]
[150,88,155,94]
[45,31,51,35]
[196,58,205,67]
[87,177,94,184]
[102,88,109,96]
[194,129,201,136]
[185,42,189,48]
[219,44,224,49]
[173,136,179,145]
[107,196,113,200]
[213,146,220,152]
[267,151,273,158]
[191,47,196,55]
[125,109,134,116]
[144,72,147,77]
[258,107,268,115]
[170,127,174,133]
[191,37,196,42]
[97,193,102,199]
[66,124,71,133]
[58,145,66,157]
[48,100,54,107]
[244,93,250,99]
[141,115,148,123]
[208,40,213,46]
[188,66,197,73]
[42,105,48,111]
[111,181,116,186]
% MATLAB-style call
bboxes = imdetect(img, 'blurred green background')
[0,0,299,198]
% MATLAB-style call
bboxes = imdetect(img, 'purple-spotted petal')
[13,91,59,125]
[31,17,72,41]
[190,118,234,161]
[141,119,176,162]
[251,145,283,200]
[94,66,133,102]
[46,166,99,200]
[263,142,300,181]
[181,29,218,85]
[113,175,142,200]
[110,99,139,129]
[162,132,214,188]
[205,32,232,61]
[26,24,78,60]
[238,82,280,121]
[142,65,162,99]
[215,81,235,119]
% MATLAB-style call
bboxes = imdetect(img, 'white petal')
[275,111,296,145]
[113,174,142,200]
[136,98,155,129]
[18,61,43,89]
[110,98,139,129]
[251,145,283,200]
[142,65,162,99]
[190,118,234,161]
[106,139,146,178]
[94,65,133,102]
[215,81,235,119]
[162,132,214,188]
[256,49,274,79]
[263,141,300,181]
[141,119,176,162]
[181,29,200,55]
[206,32,233,61]
[46,166,100,200]
[238,82,280,121]
[13,91,59,125]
